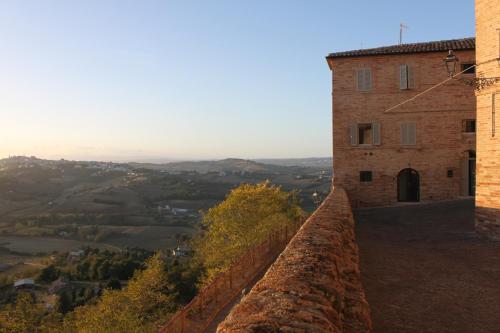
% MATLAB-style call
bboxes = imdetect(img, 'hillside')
[129,158,321,174]
[0,156,331,255]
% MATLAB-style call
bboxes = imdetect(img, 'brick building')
[326,38,476,207]
[475,0,500,238]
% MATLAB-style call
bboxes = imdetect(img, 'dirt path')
[355,199,500,333]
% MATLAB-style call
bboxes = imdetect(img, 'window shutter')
[349,124,358,145]
[357,69,372,91]
[400,123,416,145]
[364,69,372,90]
[401,123,408,144]
[372,122,381,145]
[357,70,364,91]
[400,65,408,89]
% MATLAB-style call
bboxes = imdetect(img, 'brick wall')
[327,50,476,207]
[475,0,500,238]
[216,187,371,333]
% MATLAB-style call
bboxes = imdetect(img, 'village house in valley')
[326,38,477,208]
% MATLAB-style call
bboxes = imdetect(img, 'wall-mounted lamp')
[444,50,459,77]
[445,49,500,90]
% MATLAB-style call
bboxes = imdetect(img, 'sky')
[0,0,475,162]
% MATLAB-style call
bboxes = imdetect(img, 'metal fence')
[158,220,303,333]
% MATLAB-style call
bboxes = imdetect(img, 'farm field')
[0,236,118,254]
[0,225,198,254]
[102,225,199,251]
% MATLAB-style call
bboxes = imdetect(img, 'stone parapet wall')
[216,187,372,333]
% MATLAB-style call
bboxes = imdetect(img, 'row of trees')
[0,254,201,333]
[0,182,304,332]
[36,247,153,283]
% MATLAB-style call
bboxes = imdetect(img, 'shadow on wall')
[475,206,500,239]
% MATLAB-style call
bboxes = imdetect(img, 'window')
[399,64,415,89]
[360,171,373,182]
[400,122,416,145]
[461,63,475,74]
[356,68,372,91]
[350,122,381,145]
[462,119,476,133]
[358,123,372,144]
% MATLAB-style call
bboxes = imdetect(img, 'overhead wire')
[383,57,499,113]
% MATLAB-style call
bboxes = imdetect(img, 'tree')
[73,252,176,333]
[56,290,73,314]
[0,292,45,333]
[194,182,303,282]
[36,264,60,283]
[106,279,121,290]
[40,312,65,333]
[166,260,202,304]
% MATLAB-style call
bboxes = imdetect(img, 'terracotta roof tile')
[327,37,475,58]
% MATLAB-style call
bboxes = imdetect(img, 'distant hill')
[131,158,332,173]
[129,158,319,174]
[129,158,267,173]
[1,156,332,172]
[254,157,332,168]
[0,156,332,222]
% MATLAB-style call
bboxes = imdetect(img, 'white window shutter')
[400,64,408,90]
[349,124,358,145]
[372,122,381,145]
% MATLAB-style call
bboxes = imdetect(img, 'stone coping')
[217,187,372,333]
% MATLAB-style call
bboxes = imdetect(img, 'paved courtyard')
[355,199,500,333]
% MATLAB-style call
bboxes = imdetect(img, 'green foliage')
[56,291,74,314]
[71,252,176,333]
[166,260,202,304]
[62,248,152,281]
[36,264,60,283]
[0,292,45,333]
[194,182,303,282]
[105,278,121,290]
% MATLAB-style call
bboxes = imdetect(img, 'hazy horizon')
[0,153,333,164]
[0,1,474,161]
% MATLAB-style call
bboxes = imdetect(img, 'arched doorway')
[397,168,420,202]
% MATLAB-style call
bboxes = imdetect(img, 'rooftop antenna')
[399,22,409,45]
